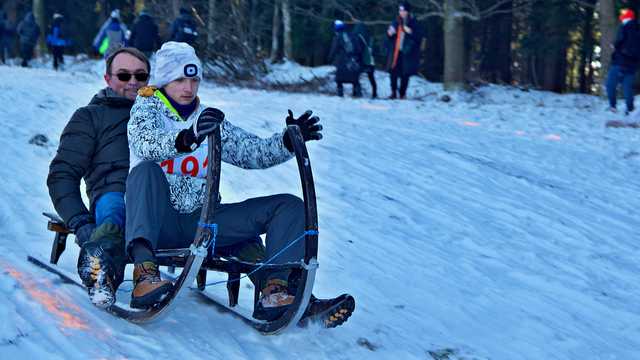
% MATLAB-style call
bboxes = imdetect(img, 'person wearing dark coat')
[46,13,70,70]
[47,48,150,308]
[385,2,422,99]
[328,20,363,98]
[170,7,199,47]
[606,9,640,115]
[0,11,13,64]
[17,11,40,67]
[129,10,161,58]
[353,22,377,99]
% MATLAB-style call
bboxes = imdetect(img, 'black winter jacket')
[130,14,160,53]
[47,88,133,225]
[612,20,640,70]
[328,30,363,83]
[17,12,39,46]
[385,16,422,76]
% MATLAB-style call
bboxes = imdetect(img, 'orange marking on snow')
[463,121,481,127]
[360,103,390,111]
[1,261,89,331]
[544,134,562,141]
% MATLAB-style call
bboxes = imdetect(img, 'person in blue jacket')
[46,13,71,70]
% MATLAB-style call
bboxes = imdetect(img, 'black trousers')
[390,55,411,98]
[0,38,9,64]
[20,43,34,67]
[363,66,377,98]
[52,46,64,70]
[337,80,362,97]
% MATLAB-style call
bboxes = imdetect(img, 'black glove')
[283,109,323,152]
[175,107,225,152]
[67,214,96,247]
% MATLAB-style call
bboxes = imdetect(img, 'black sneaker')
[77,223,127,308]
[298,294,355,328]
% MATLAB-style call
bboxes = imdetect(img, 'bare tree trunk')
[443,0,465,90]
[281,0,292,59]
[579,2,595,93]
[270,0,281,62]
[172,0,181,18]
[32,0,45,57]
[599,0,616,95]
[207,0,216,49]
[542,48,566,92]
[248,0,259,52]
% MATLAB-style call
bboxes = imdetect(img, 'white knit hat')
[151,42,202,88]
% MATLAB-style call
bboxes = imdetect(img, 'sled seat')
[43,212,71,265]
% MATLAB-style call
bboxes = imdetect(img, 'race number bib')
[159,145,209,178]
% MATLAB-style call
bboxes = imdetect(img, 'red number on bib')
[181,156,199,177]
[160,159,175,174]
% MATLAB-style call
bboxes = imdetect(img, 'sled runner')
[31,125,321,334]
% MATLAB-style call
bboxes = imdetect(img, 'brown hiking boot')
[252,279,295,321]
[130,261,173,309]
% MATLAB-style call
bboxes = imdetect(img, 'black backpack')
[341,33,361,73]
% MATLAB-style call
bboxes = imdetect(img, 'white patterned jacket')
[128,88,293,213]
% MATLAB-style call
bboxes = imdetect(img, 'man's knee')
[274,194,304,213]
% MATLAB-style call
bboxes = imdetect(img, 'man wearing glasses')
[47,48,150,307]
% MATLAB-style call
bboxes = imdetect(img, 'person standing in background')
[170,7,199,47]
[17,11,40,67]
[353,21,377,99]
[328,20,363,98]
[129,9,161,59]
[385,2,422,99]
[0,10,12,64]
[46,13,70,70]
[606,8,640,115]
[93,9,128,58]
[1,13,15,64]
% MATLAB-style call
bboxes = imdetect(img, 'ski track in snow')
[0,62,639,359]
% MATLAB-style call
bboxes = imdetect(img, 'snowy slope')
[0,61,639,360]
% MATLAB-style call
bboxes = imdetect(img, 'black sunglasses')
[115,72,149,82]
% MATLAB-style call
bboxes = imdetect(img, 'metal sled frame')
[31,126,319,334]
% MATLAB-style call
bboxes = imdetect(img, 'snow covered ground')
[0,59,639,360]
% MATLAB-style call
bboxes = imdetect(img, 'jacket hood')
[89,87,134,107]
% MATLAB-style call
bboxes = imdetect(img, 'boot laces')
[136,262,162,284]
[260,283,294,308]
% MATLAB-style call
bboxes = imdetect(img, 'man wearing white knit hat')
[125,42,352,328]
